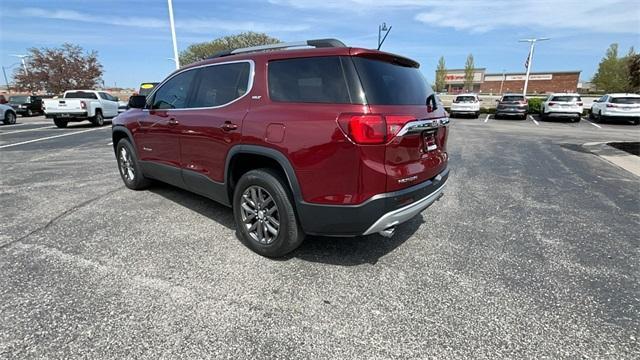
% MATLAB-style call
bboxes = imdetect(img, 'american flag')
[524,50,532,69]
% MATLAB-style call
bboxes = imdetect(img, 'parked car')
[138,82,159,96]
[0,103,17,125]
[495,94,528,120]
[590,93,640,125]
[43,90,119,128]
[113,38,450,257]
[540,93,583,122]
[8,95,44,117]
[450,93,480,118]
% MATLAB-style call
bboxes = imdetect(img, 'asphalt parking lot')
[1,115,639,358]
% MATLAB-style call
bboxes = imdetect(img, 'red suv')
[113,39,449,257]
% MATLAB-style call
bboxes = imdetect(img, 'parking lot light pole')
[167,0,180,69]
[519,38,549,96]
[10,54,30,76]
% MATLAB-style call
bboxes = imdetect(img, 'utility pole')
[499,69,505,95]
[167,0,180,69]
[519,37,549,95]
[2,66,10,93]
[377,23,392,50]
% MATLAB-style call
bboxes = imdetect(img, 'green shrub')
[527,98,544,114]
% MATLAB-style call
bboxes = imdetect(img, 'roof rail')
[207,38,346,59]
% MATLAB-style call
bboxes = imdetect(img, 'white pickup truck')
[44,90,120,128]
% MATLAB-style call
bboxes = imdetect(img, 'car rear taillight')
[80,101,86,109]
[606,103,617,108]
[549,102,557,106]
[519,99,528,105]
[577,102,583,106]
[337,114,415,145]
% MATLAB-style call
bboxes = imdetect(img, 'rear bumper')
[297,168,449,236]
[602,111,640,118]
[45,111,88,119]
[496,108,528,115]
[544,111,581,117]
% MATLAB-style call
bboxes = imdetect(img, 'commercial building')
[440,69,581,95]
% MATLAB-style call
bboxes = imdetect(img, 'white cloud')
[414,0,640,34]
[269,0,640,34]
[18,7,309,34]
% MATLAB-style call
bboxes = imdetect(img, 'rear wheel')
[233,169,304,258]
[116,138,151,190]
[3,111,16,125]
[53,118,68,128]
[474,112,480,118]
[91,110,104,126]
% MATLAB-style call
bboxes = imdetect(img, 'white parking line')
[0,127,108,149]
[583,118,602,128]
[484,114,490,123]
[528,115,539,126]
[0,126,56,135]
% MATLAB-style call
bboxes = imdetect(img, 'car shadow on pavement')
[287,216,424,266]
[149,182,422,265]
[149,183,235,230]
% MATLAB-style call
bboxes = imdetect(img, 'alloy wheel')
[118,147,135,181]
[240,185,280,245]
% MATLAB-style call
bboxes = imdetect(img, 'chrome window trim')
[144,59,255,111]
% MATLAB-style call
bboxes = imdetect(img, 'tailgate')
[45,99,84,112]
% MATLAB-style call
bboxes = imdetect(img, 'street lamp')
[167,0,180,69]
[519,37,550,95]
[377,22,392,50]
[10,54,30,76]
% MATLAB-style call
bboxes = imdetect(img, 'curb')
[582,142,640,177]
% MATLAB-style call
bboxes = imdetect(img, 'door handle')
[221,121,238,131]
[168,118,179,126]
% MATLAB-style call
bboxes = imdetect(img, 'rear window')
[9,96,30,103]
[268,57,353,104]
[352,57,432,105]
[65,92,97,99]
[502,95,525,102]
[611,97,640,104]
[551,95,581,102]
[455,96,477,103]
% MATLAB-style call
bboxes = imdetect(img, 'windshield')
[551,96,581,102]
[455,96,477,103]
[64,92,98,99]
[9,96,30,104]
[611,97,640,104]
[352,57,433,105]
[502,95,525,102]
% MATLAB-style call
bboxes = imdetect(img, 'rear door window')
[189,62,251,108]
[455,96,476,103]
[65,92,97,99]
[268,56,353,104]
[352,57,433,105]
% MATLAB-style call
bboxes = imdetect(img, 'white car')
[0,103,17,125]
[540,93,583,122]
[449,93,481,118]
[590,93,640,125]
[43,90,120,128]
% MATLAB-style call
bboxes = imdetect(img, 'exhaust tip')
[378,227,396,238]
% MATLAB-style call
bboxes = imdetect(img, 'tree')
[628,53,640,92]
[435,56,447,92]
[12,43,102,94]
[463,54,475,91]
[592,43,630,93]
[179,32,280,65]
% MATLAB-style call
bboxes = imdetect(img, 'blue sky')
[1,0,639,89]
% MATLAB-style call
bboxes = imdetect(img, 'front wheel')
[3,111,16,125]
[53,118,68,128]
[116,138,151,190]
[233,169,304,258]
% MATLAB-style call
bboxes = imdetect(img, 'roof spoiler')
[208,38,346,59]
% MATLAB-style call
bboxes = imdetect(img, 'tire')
[116,138,151,190]
[91,110,104,126]
[573,115,581,123]
[233,168,305,258]
[26,109,33,117]
[540,112,547,121]
[53,118,68,128]
[474,112,480,118]
[588,109,595,120]
[3,111,16,125]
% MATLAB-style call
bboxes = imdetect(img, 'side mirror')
[128,95,146,109]
[113,96,119,101]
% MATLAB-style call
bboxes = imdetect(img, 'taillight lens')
[80,101,86,109]
[549,102,557,106]
[577,102,583,106]
[606,103,617,108]
[337,114,415,145]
